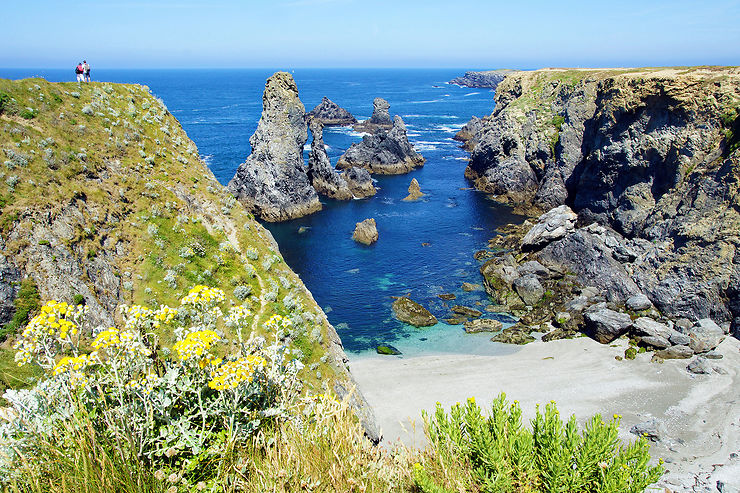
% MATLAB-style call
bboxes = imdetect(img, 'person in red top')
[75,62,84,82]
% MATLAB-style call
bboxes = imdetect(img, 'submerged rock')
[338,116,424,175]
[452,305,482,318]
[306,96,357,126]
[491,327,535,345]
[354,97,393,133]
[392,296,437,327]
[376,344,402,356]
[341,167,377,198]
[352,218,378,245]
[464,318,503,333]
[228,72,321,222]
[402,178,424,201]
[307,119,353,200]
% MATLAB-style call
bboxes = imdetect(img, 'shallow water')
[1,68,523,356]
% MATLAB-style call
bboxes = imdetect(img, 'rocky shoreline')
[457,67,740,344]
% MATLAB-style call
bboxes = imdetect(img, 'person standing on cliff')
[83,60,91,82]
[75,62,84,82]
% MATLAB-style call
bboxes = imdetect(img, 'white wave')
[401,114,460,120]
[407,99,443,104]
[433,123,465,133]
[303,144,311,151]
[407,132,422,137]
[201,154,213,165]
[464,92,480,97]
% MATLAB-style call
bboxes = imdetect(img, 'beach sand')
[349,336,740,490]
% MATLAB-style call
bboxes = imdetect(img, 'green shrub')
[625,347,637,360]
[0,279,40,342]
[19,108,37,120]
[0,92,10,114]
[418,394,663,492]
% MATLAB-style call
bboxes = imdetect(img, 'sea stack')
[336,116,425,175]
[307,97,357,126]
[307,119,353,200]
[354,97,393,133]
[341,167,377,198]
[228,72,321,222]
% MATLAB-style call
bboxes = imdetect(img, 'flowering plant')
[0,285,304,485]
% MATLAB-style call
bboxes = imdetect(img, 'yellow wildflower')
[208,355,265,390]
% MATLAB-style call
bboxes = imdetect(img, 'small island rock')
[392,296,438,327]
[354,97,393,133]
[352,218,378,245]
[337,116,425,175]
[306,96,357,126]
[402,178,424,201]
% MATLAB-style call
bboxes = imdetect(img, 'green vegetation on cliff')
[0,77,347,400]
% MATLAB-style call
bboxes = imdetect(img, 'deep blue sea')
[1,68,522,356]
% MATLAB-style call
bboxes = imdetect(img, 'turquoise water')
[1,68,522,355]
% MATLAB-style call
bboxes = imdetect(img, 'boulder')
[307,119,353,200]
[639,335,671,349]
[341,167,377,198]
[626,293,652,311]
[629,418,666,442]
[452,305,482,318]
[521,205,578,250]
[392,296,437,327]
[491,327,535,345]
[306,97,357,126]
[354,97,393,133]
[337,116,425,175]
[464,318,503,333]
[402,178,424,201]
[461,282,482,292]
[536,230,641,303]
[438,293,456,300]
[584,308,632,344]
[512,274,545,306]
[688,318,726,353]
[655,345,694,359]
[352,218,378,245]
[668,331,691,346]
[632,317,673,340]
[686,356,714,374]
[517,260,549,278]
[228,72,321,221]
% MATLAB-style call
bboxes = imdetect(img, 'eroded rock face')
[352,218,378,245]
[307,119,353,200]
[228,72,321,222]
[337,116,425,175]
[465,68,740,330]
[341,167,377,198]
[306,97,357,126]
[449,70,516,89]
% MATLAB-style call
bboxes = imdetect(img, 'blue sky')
[2,0,739,68]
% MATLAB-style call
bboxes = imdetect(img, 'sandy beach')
[349,336,740,491]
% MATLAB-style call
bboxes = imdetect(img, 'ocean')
[1,68,522,356]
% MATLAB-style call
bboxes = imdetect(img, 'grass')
[4,393,664,493]
[0,278,40,342]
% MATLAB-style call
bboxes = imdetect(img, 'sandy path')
[349,336,740,489]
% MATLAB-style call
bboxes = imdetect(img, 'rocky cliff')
[0,77,379,441]
[449,70,517,89]
[307,119,353,200]
[337,115,425,174]
[228,72,321,222]
[465,67,740,336]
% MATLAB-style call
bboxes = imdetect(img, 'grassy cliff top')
[0,77,341,396]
